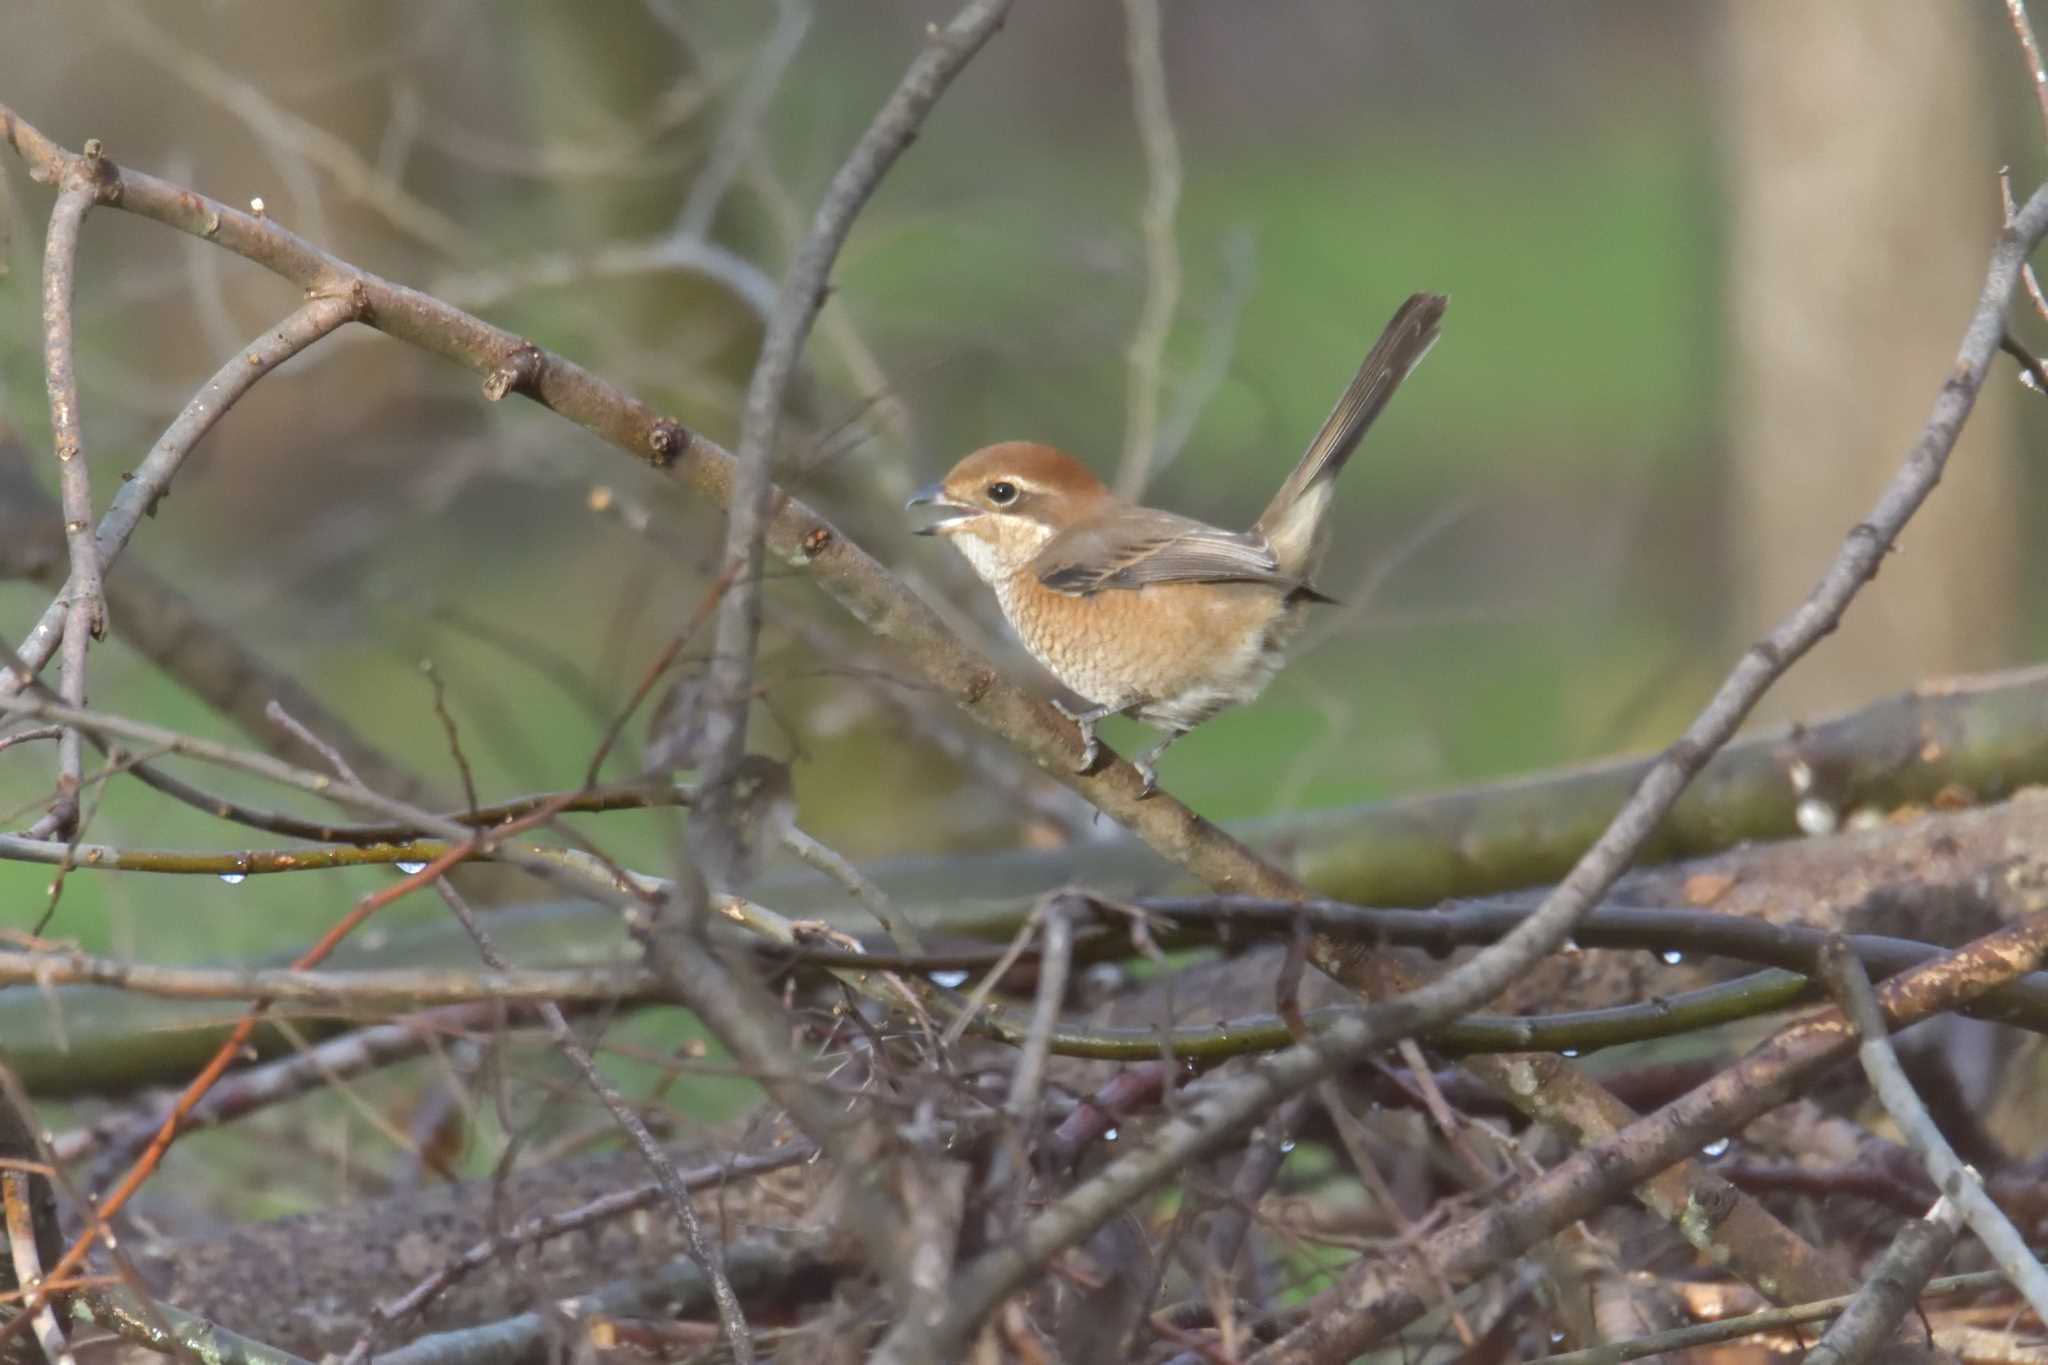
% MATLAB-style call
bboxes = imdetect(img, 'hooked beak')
[906,481,974,536]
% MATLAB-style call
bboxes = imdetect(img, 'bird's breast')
[993,573,1302,724]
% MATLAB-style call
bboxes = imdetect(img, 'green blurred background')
[3,2,2047,1013]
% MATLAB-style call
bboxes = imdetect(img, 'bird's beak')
[906,481,973,536]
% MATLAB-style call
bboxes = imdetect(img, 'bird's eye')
[986,481,1018,505]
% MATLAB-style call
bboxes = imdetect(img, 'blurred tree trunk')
[1721,3,2017,719]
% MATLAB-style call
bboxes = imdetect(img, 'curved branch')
[3,295,362,697]
[693,0,1013,890]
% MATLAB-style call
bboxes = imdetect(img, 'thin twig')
[692,0,1014,892]
[1003,895,1076,1122]
[40,173,103,840]
[438,231,779,319]
[263,700,365,788]
[2,1172,70,1365]
[780,822,923,950]
[2002,328,2048,393]
[2007,1,2048,151]
[1818,937,2048,1325]
[1112,0,1184,500]
[2000,168,2048,324]
[0,725,61,755]
[417,661,479,815]
[673,0,813,240]
[0,948,663,1008]
[3,295,361,699]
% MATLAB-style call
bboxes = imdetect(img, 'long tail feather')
[1254,291,1446,578]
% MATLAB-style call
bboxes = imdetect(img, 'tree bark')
[1722,2,2017,719]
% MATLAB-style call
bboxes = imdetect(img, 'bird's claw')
[1132,757,1159,798]
[1052,698,1104,773]
[1131,730,1183,800]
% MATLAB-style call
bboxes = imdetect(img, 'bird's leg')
[1051,698,1124,773]
[1131,730,1187,798]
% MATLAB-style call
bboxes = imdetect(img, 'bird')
[908,291,1446,796]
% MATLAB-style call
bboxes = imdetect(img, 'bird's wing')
[1032,507,1295,596]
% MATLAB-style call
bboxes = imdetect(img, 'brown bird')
[909,291,1446,795]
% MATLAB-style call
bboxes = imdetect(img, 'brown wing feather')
[1032,506,1294,596]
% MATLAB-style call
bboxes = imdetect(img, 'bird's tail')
[1254,291,1446,579]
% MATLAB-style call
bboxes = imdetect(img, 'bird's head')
[907,441,1112,582]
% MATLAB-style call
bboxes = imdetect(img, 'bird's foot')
[1131,731,1185,799]
[1052,698,1115,773]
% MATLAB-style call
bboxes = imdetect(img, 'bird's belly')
[996,576,1300,725]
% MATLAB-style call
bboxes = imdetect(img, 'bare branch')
[693,0,1013,891]
[2,1173,69,1365]
[2007,0,2048,151]
[3,296,361,700]
[779,821,923,950]
[38,172,103,841]
[0,949,656,1008]
[1818,938,2048,1325]
[673,0,813,241]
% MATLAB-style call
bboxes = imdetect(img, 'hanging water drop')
[1701,1136,1731,1158]
[218,872,246,885]
[1660,949,1684,965]
[396,860,428,875]
[929,969,970,989]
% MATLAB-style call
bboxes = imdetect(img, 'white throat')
[944,520,1053,584]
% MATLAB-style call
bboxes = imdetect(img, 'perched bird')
[908,291,1446,794]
